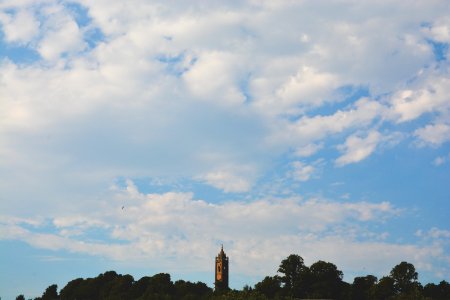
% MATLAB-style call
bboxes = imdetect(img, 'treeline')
[17,254,450,300]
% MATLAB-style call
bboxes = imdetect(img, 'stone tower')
[215,245,229,291]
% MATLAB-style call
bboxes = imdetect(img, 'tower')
[215,245,229,291]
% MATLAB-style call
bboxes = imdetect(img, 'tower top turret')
[215,245,229,292]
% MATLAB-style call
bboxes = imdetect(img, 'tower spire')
[215,245,229,292]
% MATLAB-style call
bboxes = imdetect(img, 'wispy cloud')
[336,131,381,166]
[4,181,445,280]
[415,123,450,147]
[196,165,256,193]
[433,152,450,166]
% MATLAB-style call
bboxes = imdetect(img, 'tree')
[41,284,58,300]
[309,260,344,299]
[423,280,450,300]
[277,254,309,298]
[15,295,25,300]
[174,279,212,299]
[59,278,87,299]
[106,274,134,299]
[128,276,151,299]
[390,261,418,295]
[140,273,174,298]
[371,276,395,299]
[351,275,377,300]
[254,276,282,298]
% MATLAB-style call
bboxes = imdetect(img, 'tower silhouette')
[215,245,229,291]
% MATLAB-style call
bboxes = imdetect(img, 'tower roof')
[218,244,227,257]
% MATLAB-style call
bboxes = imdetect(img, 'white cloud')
[2,183,448,281]
[0,2,88,61]
[0,9,39,44]
[0,0,448,195]
[416,227,450,239]
[37,4,87,61]
[38,19,85,61]
[433,152,450,166]
[294,143,323,157]
[428,228,450,239]
[423,17,450,43]
[275,66,340,109]
[433,156,446,166]
[415,123,450,147]
[288,98,384,143]
[183,51,247,106]
[336,131,381,166]
[0,1,447,209]
[53,216,108,230]
[197,165,255,193]
[290,161,316,182]
[388,75,450,123]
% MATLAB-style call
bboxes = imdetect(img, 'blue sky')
[1,0,449,299]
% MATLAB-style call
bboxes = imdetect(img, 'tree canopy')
[20,256,449,300]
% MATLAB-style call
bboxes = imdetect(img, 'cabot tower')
[215,245,229,291]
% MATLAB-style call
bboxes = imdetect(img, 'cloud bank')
[1,180,448,280]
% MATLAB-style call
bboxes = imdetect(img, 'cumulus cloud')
[288,98,384,143]
[1,181,425,278]
[290,161,315,182]
[388,75,450,123]
[0,1,447,198]
[197,166,255,193]
[414,123,450,147]
[0,9,39,44]
[336,131,382,166]
[2,182,448,281]
[182,51,250,107]
[272,66,340,113]
[0,2,88,61]
[37,11,86,61]
[416,227,450,240]
[294,143,323,157]
[0,0,448,190]
[423,17,450,43]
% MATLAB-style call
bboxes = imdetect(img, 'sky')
[0,0,449,299]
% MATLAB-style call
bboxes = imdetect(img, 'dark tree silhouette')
[104,273,134,299]
[142,272,174,297]
[174,279,212,299]
[128,276,151,299]
[351,275,377,300]
[423,280,450,300]
[277,254,310,298]
[371,276,396,299]
[20,254,450,300]
[309,260,345,299]
[59,278,84,299]
[254,276,282,298]
[390,261,420,296]
[40,284,58,300]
